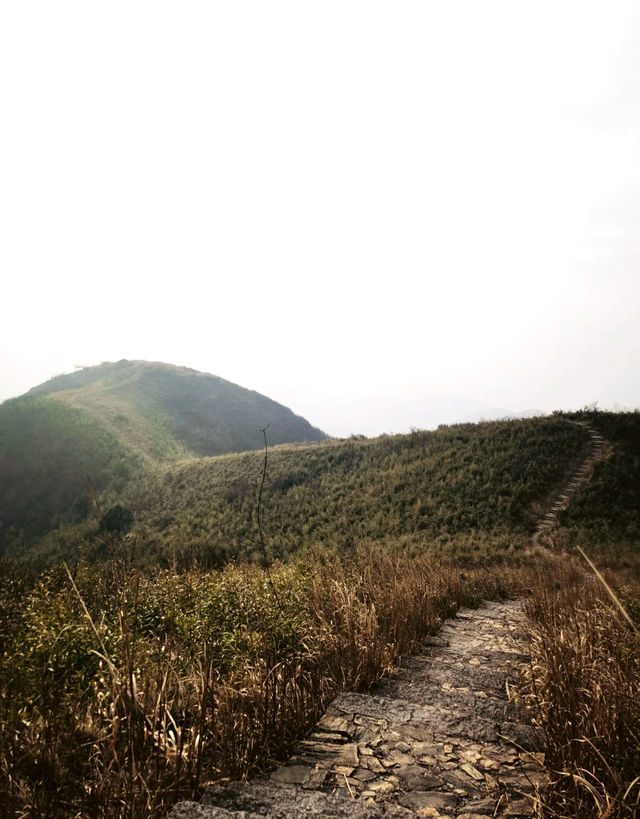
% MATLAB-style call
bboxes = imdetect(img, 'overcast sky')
[1,1,639,436]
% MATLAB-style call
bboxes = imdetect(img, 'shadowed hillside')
[0,395,140,550]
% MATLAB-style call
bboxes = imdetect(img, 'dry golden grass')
[0,547,519,818]
[518,555,640,818]
[3,545,639,817]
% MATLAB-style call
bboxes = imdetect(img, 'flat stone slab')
[171,781,413,817]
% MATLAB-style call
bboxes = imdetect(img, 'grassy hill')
[25,360,326,458]
[117,409,639,568]
[0,361,326,554]
[105,415,592,566]
[5,360,639,569]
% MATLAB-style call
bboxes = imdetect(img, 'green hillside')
[0,361,327,554]
[120,415,591,566]
[0,395,142,551]
[5,360,639,568]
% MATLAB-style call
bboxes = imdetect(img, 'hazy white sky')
[1,1,639,436]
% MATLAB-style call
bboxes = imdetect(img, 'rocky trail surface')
[170,601,543,818]
[170,421,607,819]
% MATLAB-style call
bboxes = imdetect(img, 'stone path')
[531,423,606,547]
[170,601,544,818]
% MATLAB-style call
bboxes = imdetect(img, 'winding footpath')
[531,422,606,547]
[170,423,607,819]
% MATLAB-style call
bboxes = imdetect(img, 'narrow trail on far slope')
[531,422,607,548]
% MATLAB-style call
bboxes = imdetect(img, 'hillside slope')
[558,409,640,560]
[124,416,591,566]
[0,361,326,553]
[0,394,140,550]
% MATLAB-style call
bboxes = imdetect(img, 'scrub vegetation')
[0,548,520,817]
[0,390,639,817]
[556,409,640,560]
[31,415,592,565]
[520,558,640,818]
[126,415,587,566]
[2,549,638,818]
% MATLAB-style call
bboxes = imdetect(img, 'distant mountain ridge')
[0,360,327,552]
[25,360,326,458]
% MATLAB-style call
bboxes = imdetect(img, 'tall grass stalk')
[519,559,640,818]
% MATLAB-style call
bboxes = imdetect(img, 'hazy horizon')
[2,2,639,437]
[2,357,636,439]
